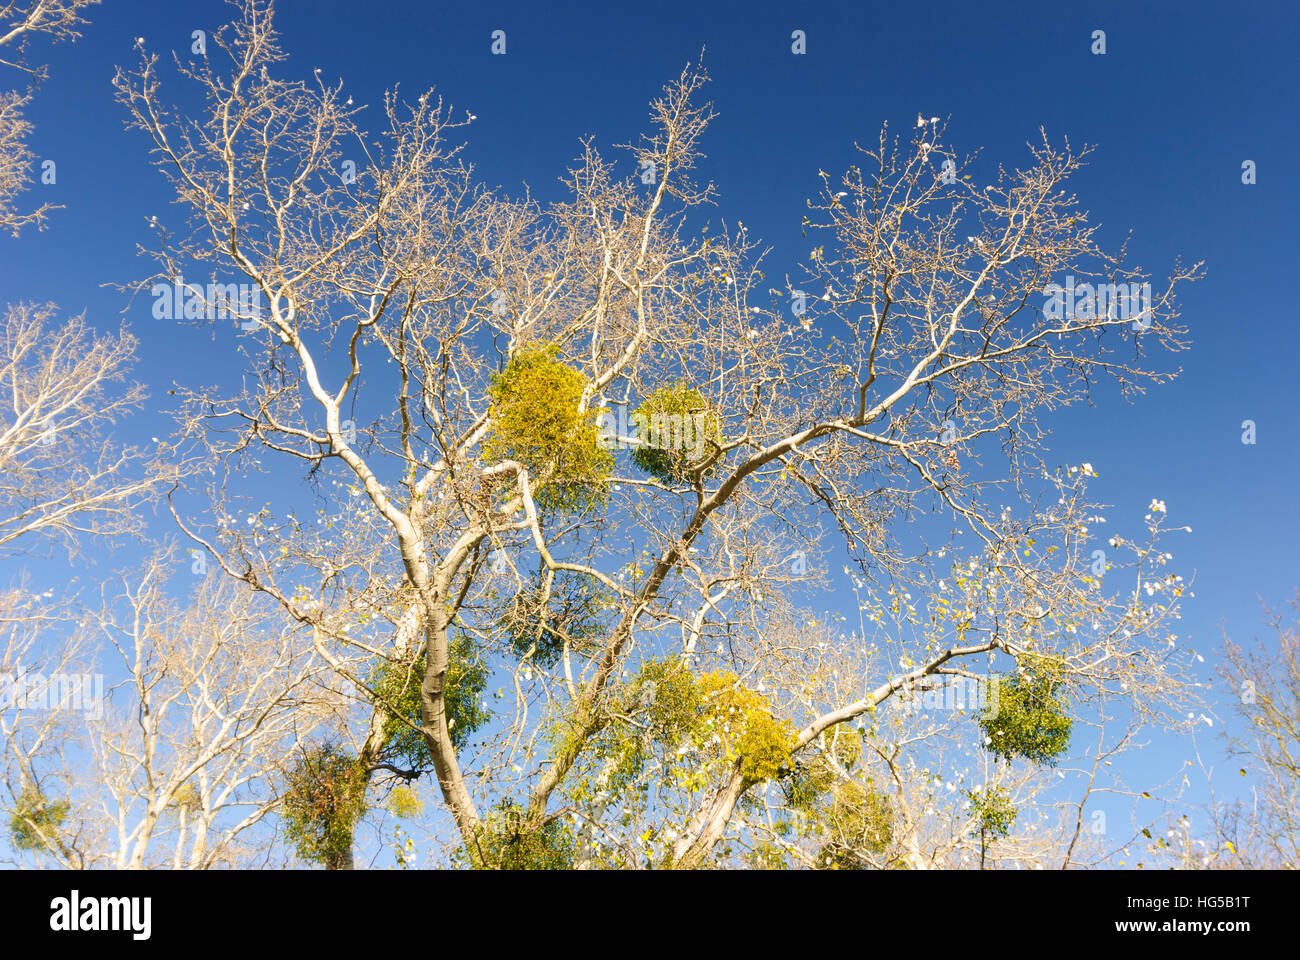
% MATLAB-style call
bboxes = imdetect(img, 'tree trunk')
[670,769,748,868]
[419,606,484,864]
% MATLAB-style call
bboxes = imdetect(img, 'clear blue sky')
[2,0,1297,850]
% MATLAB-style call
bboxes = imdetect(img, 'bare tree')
[0,302,171,556]
[114,0,1202,868]
[0,0,99,235]
[1210,597,1300,868]
[3,548,347,868]
[0,580,95,867]
[0,12,164,557]
[0,2,206,869]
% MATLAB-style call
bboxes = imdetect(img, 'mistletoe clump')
[475,801,577,870]
[774,731,895,868]
[979,653,1073,765]
[610,660,796,786]
[816,781,894,869]
[784,728,864,810]
[627,658,706,745]
[502,572,615,667]
[579,658,707,796]
[386,785,424,819]
[484,344,612,513]
[8,787,69,853]
[967,785,1018,838]
[629,382,723,484]
[281,744,368,869]
[170,782,202,813]
[697,671,797,784]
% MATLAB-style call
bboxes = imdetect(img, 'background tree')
[0,303,171,862]
[0,302,167,555]
[0,583,93,867]
[4,549,345,869]
[0,0,100,235]
[0,2,157,557]
[1181,597,1300,869]
[0,2,200,869]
